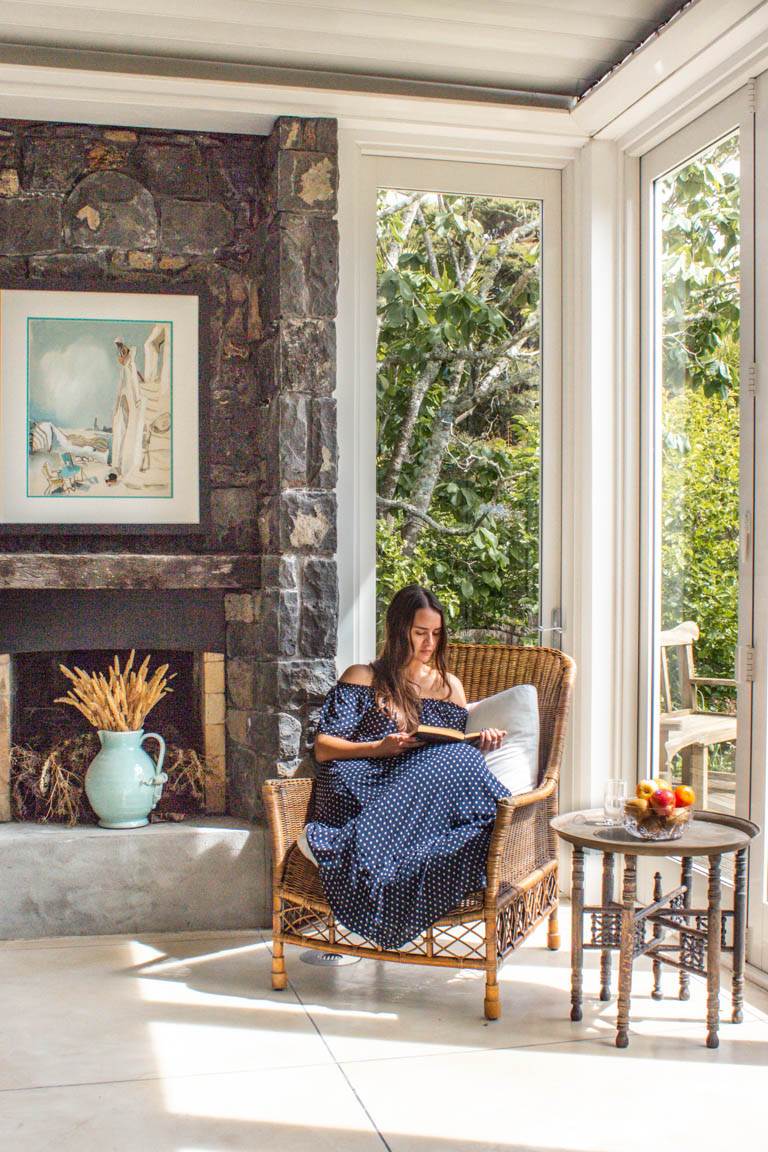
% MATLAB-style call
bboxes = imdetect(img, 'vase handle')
[141,732,168,807]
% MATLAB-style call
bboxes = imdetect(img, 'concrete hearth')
[0,818,270,940]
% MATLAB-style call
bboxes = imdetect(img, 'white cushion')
[297,827,319,866]
[467,685,539,795]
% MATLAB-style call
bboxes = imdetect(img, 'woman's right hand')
[374,731,423,758]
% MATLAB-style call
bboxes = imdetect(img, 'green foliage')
[660,133,740,400]
[660,131,741,688]
[375,136,742,674]
[661,387,739,681]
[376,192,542,639]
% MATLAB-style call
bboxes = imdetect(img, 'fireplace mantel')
[0,553,260,590]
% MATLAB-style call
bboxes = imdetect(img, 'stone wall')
[0,115,339,825]
[0,119,263,554]
[226,118,339,818]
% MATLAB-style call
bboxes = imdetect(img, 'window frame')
[336,148,562,670]
[638,88,755,809]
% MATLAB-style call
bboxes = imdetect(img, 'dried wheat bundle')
[54,650,176,732]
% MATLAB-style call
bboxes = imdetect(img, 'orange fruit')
[674,784,696,808]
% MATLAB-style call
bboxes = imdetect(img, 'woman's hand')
[374,732,424,758]
[477,728,506,753]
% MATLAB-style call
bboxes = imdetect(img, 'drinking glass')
[602,779,627,826]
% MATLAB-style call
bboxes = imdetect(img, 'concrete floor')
[1,910,767,1151]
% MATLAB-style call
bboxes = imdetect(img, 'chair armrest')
[689,676,737,688]
[262,777,315,881]
[485,779,557,899]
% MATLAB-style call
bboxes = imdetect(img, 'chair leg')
[547,908,561,951]
[484,972,500,1021]
[272,938,288,991]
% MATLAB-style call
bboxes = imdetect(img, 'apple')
[674,784,696,808]
[653,778,672,792]
[636,780,656,800]
[650,788,675,811]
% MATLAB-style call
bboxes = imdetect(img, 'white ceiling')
[0,1,689,107]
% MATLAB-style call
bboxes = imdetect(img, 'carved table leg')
[651,871,663,1000]
[706,854,722,1049]
[616,854,637,1049]
[732,847,748,1024]
[679,856,692,1001]
[600,852,615,1001]
[570,846,585,1022]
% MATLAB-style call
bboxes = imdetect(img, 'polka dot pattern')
[305,681,510,950]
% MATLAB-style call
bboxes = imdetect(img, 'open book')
[415,725,483,745]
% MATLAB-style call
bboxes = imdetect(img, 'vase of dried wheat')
[85,729,167,829]
[55,650,174,830]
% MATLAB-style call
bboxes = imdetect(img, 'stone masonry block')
[161,200,234,253]
[23,136,92,191]
[0,197,61,254]
[280,319,336,395]
[266,150,337,216]
[210,488,260,551]
[261,554,299,591]
[133,143,209,199]
[224,593,255,624]
[65,172,157,249]
[203,657,226,694]
[279,213,338,320]
[276,659,336,709]
[245,711,302,761]
[279,393,309,488]
[255,588,299,658]
[308,397,337,489]
[226,657,259,709]
[300,557,338,659]
[275,117,337,153]
[226,742,261,821]
[29,253,107,277]
[226,622,262,659]
[279,489,336,554]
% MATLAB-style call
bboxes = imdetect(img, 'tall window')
[652,131,742,814]
[375,191,542,642]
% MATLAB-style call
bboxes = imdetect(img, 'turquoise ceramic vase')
[84,730,168,829]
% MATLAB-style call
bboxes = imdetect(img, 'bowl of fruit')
[623,780,696,840]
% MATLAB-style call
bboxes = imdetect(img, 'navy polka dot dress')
[305,681,510,950]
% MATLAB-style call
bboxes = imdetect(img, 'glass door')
[641,89,761,961]
[372,159,561,650]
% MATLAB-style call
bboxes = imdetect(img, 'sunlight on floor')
[3,922,768,1151]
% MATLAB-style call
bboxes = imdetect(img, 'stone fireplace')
[0,113,339,935]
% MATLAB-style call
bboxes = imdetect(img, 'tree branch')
[377,496,489,536]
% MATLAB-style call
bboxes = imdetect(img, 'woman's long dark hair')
[371,585,449,730]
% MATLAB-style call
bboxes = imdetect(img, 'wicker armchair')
[263,642,576,1020]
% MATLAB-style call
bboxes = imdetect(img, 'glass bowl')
[623,803,693,841]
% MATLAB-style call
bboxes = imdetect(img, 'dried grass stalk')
[55,650,176,732]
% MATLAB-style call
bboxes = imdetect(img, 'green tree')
[660,132,740,690]
[376,192,542,638]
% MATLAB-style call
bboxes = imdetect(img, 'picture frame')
[0,281,207,533]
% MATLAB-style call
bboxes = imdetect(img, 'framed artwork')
[0,286,201,528]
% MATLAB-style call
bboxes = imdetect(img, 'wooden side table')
[551,810,759,1049]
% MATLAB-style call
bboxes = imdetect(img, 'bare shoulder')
[339,664,374,686]
[444,671,467,707]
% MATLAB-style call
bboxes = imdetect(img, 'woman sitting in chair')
[305,584,508,950]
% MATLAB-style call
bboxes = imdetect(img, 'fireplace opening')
[6,648,225,823]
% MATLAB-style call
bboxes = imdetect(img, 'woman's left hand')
[477,727,506,752]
